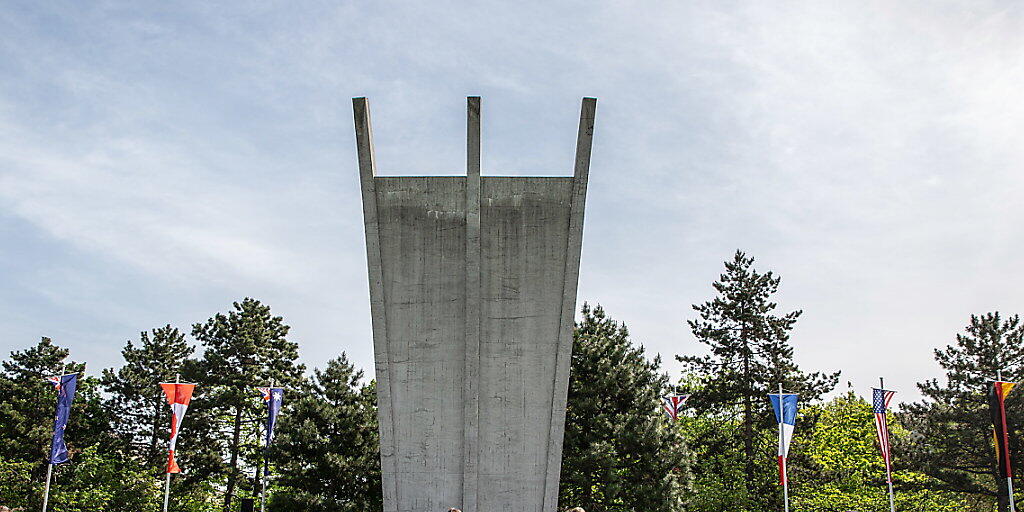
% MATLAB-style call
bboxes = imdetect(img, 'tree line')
[0,251,1021,511]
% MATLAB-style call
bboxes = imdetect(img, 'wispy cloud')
[1,0,1022,401]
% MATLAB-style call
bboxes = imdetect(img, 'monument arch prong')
[355,96,597,512]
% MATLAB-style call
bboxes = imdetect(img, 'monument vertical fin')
[352,97,399,512]
[463,96,482,511]
[543,97,597,511]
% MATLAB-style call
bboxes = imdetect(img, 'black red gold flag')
[990,380,1017,479]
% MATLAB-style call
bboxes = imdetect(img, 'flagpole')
[260,380,275,512]
[779,383,789,512]
[995,367,1018,512]
[41,461,53,512]
[41,363,65,512]
[162,373,178,512]
[880,377,895,512]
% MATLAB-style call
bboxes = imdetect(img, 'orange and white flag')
[160,382,196,474]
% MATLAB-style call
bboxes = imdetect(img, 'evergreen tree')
[903,312,1024,512]
[188,298,305,512]
[0,337,112,470]
[559,304,688,512]
[101,325,194,470]
[269,355,381,512]
[677,251,838,511]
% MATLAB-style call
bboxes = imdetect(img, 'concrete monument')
[355,96,596,512]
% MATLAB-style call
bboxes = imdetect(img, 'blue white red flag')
[258,387,285,476]
[872,388,896,482]
[662,394,689,421]
[46,373,78,464]
[770,393,799,485]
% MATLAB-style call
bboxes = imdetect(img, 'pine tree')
[677,251,838,511]
[269,355,381,512]
[903,312,1024,512]
[559,304,689,512]
[101,325,194,470]
[0,337,111,469]
[188,298,305,512]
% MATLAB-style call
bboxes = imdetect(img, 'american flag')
[662,394,689,421]
[873,388,896,482]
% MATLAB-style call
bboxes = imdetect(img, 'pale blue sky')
[2,1,1023,402]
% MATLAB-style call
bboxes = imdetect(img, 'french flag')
[770,392,799,485]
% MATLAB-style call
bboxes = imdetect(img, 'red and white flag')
[872,388,897,482]
[160,382,196,474]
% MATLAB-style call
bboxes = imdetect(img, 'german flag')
[990,381,1016,479]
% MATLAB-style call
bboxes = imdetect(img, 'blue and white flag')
[769,392,799,485]
[46,373,78,464]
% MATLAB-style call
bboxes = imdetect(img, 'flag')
[258,387,285,446]
[661,394,689,421]
[258,387,284,476]
[160,382,196,474]
[872,388,897,482]
[46,374,78,464]
[990,380,1017,479]
[770,393,799,485]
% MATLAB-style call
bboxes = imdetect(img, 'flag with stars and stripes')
[872,388,896,482]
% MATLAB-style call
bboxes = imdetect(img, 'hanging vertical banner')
[770,393,799,485]
[46,374,79,464]
[872,388,897,481]
[160,382,196,474]
[258,388,285,451]
[990,381,1017,479]
[661,394,690,421]
[260,387,284,475]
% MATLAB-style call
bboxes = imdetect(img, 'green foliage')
[186,297,305,511]
[678,402,771,511]
[678,251,838,511]
[46,445,158,512]
[0,454,36,508]
[269,355,381,512]
[0,338,116,471]
[791,392,965,512]
[102,325,194,471]
[903,312,1024,512]
[559,304,689,512]
[0,446,158,512]
[6,297,1024,511]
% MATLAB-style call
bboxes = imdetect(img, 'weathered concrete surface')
[355,97,596,512]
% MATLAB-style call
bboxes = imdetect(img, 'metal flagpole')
[779,383,789,512]
[1009,478,1017,512]
[881,377,895,512]
[260,380,275,512]
[42,363,65,512]
[41,459,54,512]
[162,373,178,512]
[998,368,1017,512]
